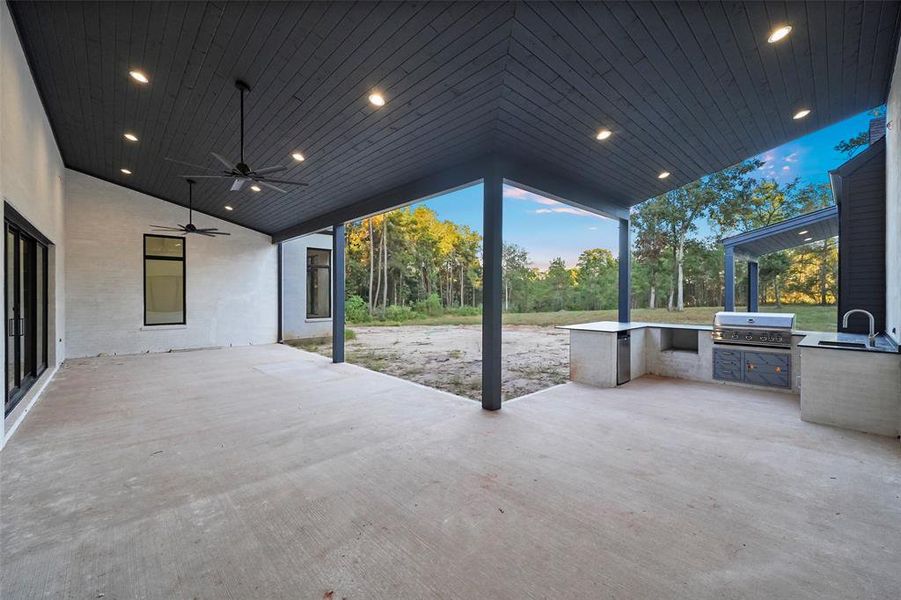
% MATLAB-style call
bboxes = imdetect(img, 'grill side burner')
[712,311,795,349]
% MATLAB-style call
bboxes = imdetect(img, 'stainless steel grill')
[712,311,795,348]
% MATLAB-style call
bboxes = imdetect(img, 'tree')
[575,248,617,310]
[632,203,668,308]
[642,180,719,311]
[834,131,868,157]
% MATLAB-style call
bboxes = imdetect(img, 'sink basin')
[818,340,867,348]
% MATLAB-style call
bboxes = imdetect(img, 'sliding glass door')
[5,220,48,416]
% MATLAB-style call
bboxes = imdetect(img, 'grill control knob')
[731,332,739,340]
[745,334,753,341]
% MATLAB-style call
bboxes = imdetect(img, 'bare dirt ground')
[289,324,569,401]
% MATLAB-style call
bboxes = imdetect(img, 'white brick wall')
[281,233,333,340]
[1,2,67,443]
[65,171,277,357]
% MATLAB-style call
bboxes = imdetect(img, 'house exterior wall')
[887,41,901,345]
[281,233,333,340]
[65,171,277,358]
[836,142,887,334]
[1,2,67,445]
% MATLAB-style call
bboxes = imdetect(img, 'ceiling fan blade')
[211,152,234,169]
[230,178,246,191]
[151,226,185,231]
[256,177,308,186]
[258,180,287,193]
[251,165,287,175]
[180,174,232,179]
[205,231,231,236]
[164,157,217,172]
[194,231,217,237]
[193,227,220,232]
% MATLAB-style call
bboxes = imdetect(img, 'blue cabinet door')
[742,351,791,388]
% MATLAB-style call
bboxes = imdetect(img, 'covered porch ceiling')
[9,1,901,238]
[721,205,839,260]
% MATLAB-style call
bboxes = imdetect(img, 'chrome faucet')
[842,309,877,347]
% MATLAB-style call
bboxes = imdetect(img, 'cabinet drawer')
[743,352,791,388]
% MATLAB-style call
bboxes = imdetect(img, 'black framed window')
[5,206,50,417]
[144,235,185,325]
[306,248,331,319]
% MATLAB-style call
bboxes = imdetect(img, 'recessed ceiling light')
[129,70,149,84]
[224,205,233,211]
[658,171,670,179]
[124,132,138,142]
[798,230,808,235]
[793,109,811,120]
[804,237,813,242]
[250,185,261,192]
[292,152,305,162]
[596,129,612,140]
[767,25,792,44]
[368,92,386,107]
[120,168,132,175]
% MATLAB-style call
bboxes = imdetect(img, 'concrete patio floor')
[2,344,899,599]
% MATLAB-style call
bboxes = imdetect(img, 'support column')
[332,223,345,363]
[482,174,503,411]
[618,218,631,323]
[747,260,759,312]
[277,242,283,342]
[724,246,735,311]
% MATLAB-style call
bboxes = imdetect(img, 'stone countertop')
[558,321,824,338]
[797,331,900,354]
[557,321,714,332]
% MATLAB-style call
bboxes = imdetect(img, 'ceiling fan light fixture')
[767,25,792,44]
[129,70,149,84]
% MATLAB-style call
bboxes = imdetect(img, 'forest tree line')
[343,158,842,321]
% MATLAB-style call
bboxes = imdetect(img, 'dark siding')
[837,144,886,334]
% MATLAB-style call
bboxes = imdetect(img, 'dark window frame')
[4,205,50,417]
[143,234,186,326]
[306,247,332,319]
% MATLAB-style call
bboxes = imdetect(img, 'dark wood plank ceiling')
[9,1,901,235]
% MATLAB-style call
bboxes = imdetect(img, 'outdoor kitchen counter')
[797,331,900,354]
[559,321,803,394]
[798,333,901,437]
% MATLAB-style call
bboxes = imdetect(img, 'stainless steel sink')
[818,340,867,348]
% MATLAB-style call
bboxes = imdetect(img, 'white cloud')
[784,152,799,163]
[534,206,604,219]
[504,186,558,206]
[782,165,790,171]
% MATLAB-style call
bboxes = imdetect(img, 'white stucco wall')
[282,233,333,339]
[1,2,67,444]
[65,171,277,357]
[886,41,901,345]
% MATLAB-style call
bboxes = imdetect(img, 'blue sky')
[408,108,878,269]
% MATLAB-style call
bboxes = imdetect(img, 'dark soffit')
[8,1,901,237]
